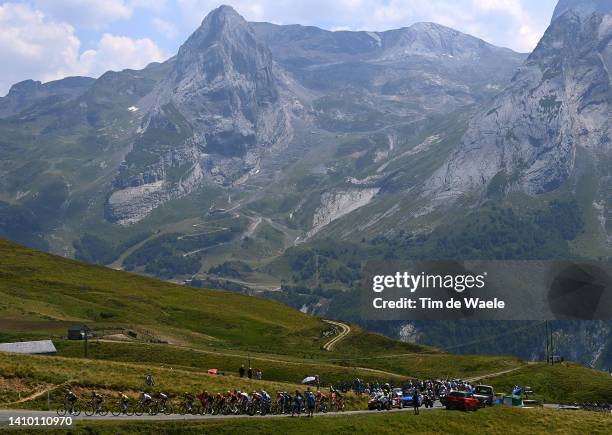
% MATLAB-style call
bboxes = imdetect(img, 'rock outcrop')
[427,9,612,200]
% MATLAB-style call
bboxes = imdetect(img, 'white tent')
[0,340,57,355]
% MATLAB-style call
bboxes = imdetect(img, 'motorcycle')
[423,393,434,409]
[368,394,392,411]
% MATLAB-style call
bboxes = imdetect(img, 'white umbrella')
[302,376,317,384]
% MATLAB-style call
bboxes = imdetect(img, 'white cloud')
[0,3,164,95]
[79,33,164,77]
[152,17,178,38]
[32,0,169,28]
[33,0,133,28]
[129,0,168,12]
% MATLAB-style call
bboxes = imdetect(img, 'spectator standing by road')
[306,389,316,417]
[239,365,245,378]
[292,390,303,417]
[256,369,262,380]
[413,388,420,415]
[248,367,253,379]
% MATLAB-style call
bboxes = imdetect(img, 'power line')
[443,320,547,351]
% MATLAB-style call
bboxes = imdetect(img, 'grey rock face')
[552,0,612,22]
[0,76,94,118]
[252,21,526,120]
[107,5,292,223]
[427,11,612,200]
[158,4,290,160]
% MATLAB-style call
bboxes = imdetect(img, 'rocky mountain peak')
[552,0,612,22]
[551,0,612,22]
[106,5,291,224]
[180,5,250,48]
[426,7,612,200]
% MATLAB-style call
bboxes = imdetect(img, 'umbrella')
[302,376,317,384]
[208,368,218,375]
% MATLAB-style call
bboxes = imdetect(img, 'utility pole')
[84,329,88,358]
[545,321,549,364]
[550,323,554,365]
[315,254,319,288]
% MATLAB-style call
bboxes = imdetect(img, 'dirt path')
[322,320,351,351]
[465,366,523,383]
[6,380,74,405]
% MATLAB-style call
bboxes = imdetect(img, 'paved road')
[322,320,351,351]
[0,404,443,425]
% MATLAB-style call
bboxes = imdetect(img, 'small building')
[67,324,90,340]
[0,340,57,355]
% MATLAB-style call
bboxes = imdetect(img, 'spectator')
[306,389,316,417]
[256,369,262,380]
[292,390,303,417]
[145,373,155,387]
[239,365,245,378]
[248,367,253,379]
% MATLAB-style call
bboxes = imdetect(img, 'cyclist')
[276,391,286,412]
[91,390,104,413]
[64,389,78,415]
[141,391,152,404]
[315,390,326,412]
[261,389,271,403]
[334,388,345,411]
[119,392,130,414]
[215,391,226,412]
[252,390,262,402]
[183,392,195,413]
[156,391,169,412]
[197,390,211,411]
[239,390,249,403]
[284,391,293,413]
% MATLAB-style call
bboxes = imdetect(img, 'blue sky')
[0,0,559,95]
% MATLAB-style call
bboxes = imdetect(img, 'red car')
[445,391,480,411]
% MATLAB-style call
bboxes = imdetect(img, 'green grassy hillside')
[0,238,423,357]
[1,237,609,416]
[486,363,612,403]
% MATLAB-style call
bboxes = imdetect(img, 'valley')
[0,2,611,372]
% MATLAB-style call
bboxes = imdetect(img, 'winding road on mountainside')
[322,320,351,351]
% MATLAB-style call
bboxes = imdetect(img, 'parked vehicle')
[473,385,495,406]
[445,391,480,411]
[391,388,405,409]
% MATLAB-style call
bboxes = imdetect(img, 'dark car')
[473,385,495,406]
[445,391,480,411]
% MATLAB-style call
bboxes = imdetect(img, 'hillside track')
[322,320,351,351]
